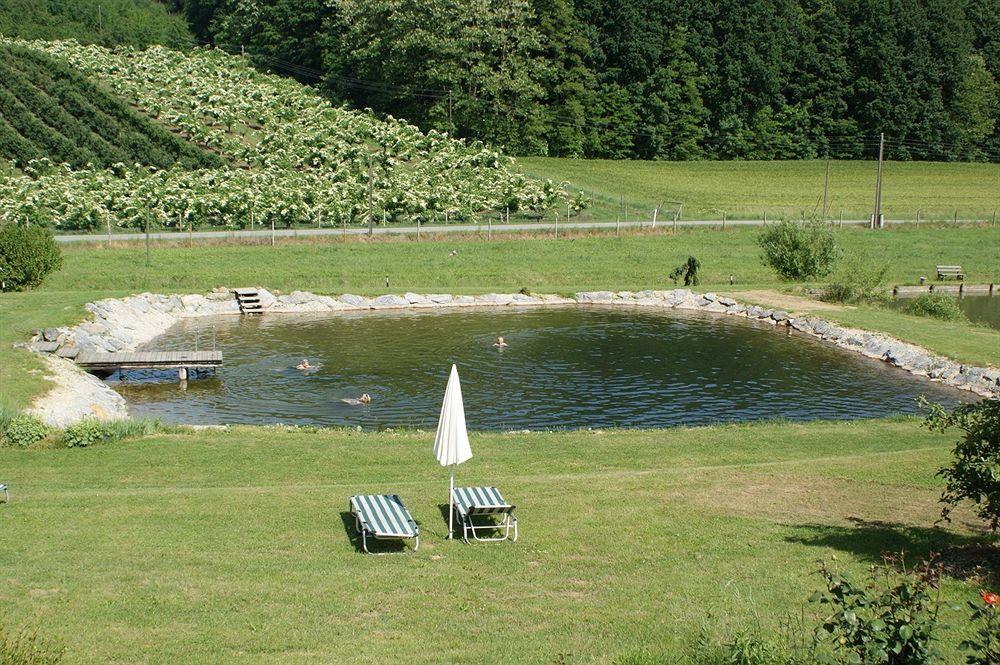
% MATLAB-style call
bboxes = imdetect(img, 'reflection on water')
[114,306,969,430]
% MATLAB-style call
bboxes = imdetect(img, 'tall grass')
[0,624,63,665]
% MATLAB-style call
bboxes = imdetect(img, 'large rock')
[338,294,370,309]
[476,293,515,306]
[575,291,614,303]
[371,294,410,309]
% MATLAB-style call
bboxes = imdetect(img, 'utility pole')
[872,132,885,229]
[367,155,374,237]
[822,159,830,219]
[145,211,150,267]
[98,4,102,33]
[447,91,453,134]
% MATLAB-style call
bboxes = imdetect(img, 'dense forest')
[2,1,997,162]
[175,0,1000,161]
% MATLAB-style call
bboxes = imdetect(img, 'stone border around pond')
[25,287,1000,425]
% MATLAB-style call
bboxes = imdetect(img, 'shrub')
[0,224,63,291]
[822,254,890,304]
[758,220,839,280]
[0,623,63,664]
[669,256,701,286]
[1,414,49,448]
[962,590,1000,665]
[901,294,966,322]
[61,418,161,448]
[810,554,942,664]
[924,398,1000,531]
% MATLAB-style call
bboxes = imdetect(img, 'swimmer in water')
[341,393,372,406]
[296,358,312,370]
[493,336,508,348]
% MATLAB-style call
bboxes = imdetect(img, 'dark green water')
[115,307,967,430]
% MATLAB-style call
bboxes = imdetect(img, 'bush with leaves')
[669,256,701,286]
[902,294,966,322]
[822,254,890,304]
[1,414,49,448]
[60,418,161,448]
[924,398,1000,531]
[962,590,1000,664]
[758,220,839,281]
[809,554,942,664]
[0,224,63,291]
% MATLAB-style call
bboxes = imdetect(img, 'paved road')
[52,217,981,243]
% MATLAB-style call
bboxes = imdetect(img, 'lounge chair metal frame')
[349,494,419,554]
[0,483,7,503]
[451,486,518,544]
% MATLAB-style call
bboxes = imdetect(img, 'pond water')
[888,295,1000,330]
[115,307,967,430]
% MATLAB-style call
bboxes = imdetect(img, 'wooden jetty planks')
[75,350,222,369]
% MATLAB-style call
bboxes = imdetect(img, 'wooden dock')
[76,351,222,380]
[893,283,996,297]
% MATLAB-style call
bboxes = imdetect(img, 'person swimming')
[341,393,372,406]
[493,336,508,348]
[296,358,312,370]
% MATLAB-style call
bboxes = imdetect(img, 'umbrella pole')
[448,465,455,539]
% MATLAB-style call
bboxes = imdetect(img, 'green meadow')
[0,420,989,663]
[519,158,1000,222]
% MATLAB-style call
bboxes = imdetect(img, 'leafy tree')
[757,220,839,280]
[924,398,1000,533]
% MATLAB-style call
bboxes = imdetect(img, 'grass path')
[0,420,989,663]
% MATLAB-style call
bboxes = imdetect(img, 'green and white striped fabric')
[351,494,417,537]
[452,486,513,517]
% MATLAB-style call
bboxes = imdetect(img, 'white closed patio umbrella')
[433,364,473,539]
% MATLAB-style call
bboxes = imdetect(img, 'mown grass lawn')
[0,419,990,663]
[2,225,998,409]
[518,158,1000,222]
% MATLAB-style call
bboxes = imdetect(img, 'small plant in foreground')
[962,590,1000,664]
[1,414,49,448]
[0,224,63,291]
[758,220,839,280]
[669,256,701,286]
[0,623,63,664]
[902,294,966,322]
[924,398,1000,532]
[60,418,161,448]
[810,554,942,664]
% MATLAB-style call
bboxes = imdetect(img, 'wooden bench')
[936,265,965,281]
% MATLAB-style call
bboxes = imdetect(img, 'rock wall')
[25,287,1000,425]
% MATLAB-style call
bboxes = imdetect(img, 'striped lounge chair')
[349,494,419,554]
[0,483,7,503]
[451,486,518,544]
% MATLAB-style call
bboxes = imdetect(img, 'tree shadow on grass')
[338,511,409,555]
[786,518,999,586]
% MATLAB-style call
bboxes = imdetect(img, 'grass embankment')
[0,419,989,662]
[519,157,1000,222]
[2,225,998,409]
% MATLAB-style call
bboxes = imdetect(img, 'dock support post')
[178,367,188,381]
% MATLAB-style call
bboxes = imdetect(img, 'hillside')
[0,0,191,48]
[0,38,567,231]
[0,42,223,170]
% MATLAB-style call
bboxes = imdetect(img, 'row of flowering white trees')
[0,38,579,230]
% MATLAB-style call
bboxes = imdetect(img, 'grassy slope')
[0,420,987,663]
[2,225,998,409]
[519,157,1000,222]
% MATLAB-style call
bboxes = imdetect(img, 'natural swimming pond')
[115,307,968,430]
